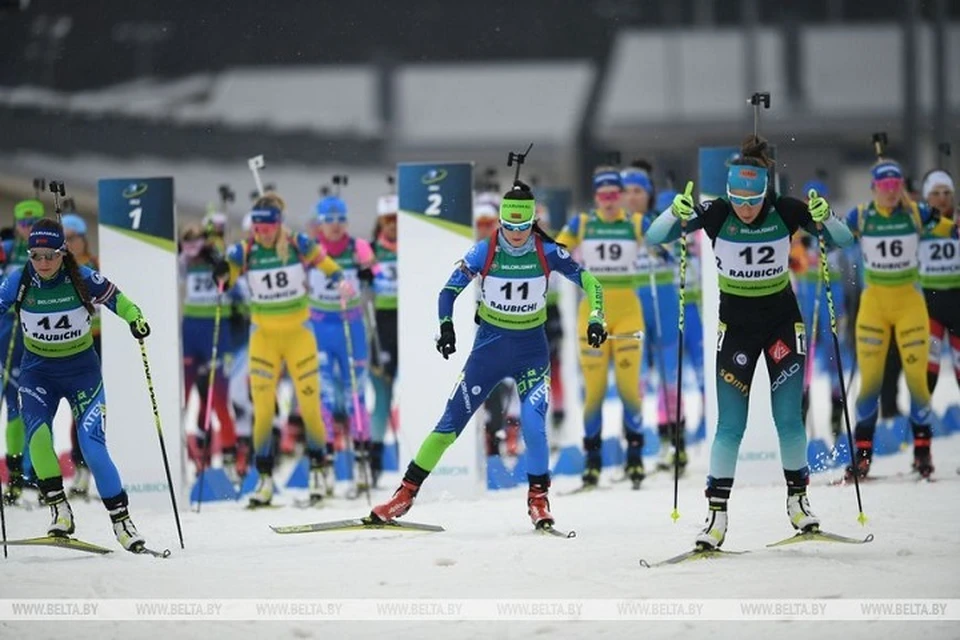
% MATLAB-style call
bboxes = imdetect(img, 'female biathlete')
[369,182,606,529]
[369,192,399,486]
[556,168,647,489]
[647,135,854,549]
[60,212,103,497]
[309,194,374,495]
[0,218,153,550]
[918,169,959,396]
[844,161,953,480]
[214,192,347,507]
[623,164,686,471]
[179,224,237,479]
[1,199,43,505]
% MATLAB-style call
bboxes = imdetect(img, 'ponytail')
[63,250,96,316]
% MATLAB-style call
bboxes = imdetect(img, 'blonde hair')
[253,192,290,262]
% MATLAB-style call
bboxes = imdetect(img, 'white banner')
[0,598,955,622]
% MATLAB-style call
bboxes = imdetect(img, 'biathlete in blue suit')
[369,181,607,530]
[0,218,153,551]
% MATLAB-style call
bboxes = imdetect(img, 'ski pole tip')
[670,509,680,523]
[857,512,868,527]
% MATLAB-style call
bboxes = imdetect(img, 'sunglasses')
[252,222,280,235]
[319,215,347,224]
[28,249,63,262]
[727,190,765,206]
[500,220,533,232]
[595,190,621,203]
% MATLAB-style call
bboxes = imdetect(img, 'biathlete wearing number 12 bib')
[647,135,854,550]
[216,192,345,507]
[370,183,606,529]
[556,167,647,489]
[0,218,153,551]
[844,160,953,480]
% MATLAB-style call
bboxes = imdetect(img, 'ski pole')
[608,331,645,341]
[672,211,689,523]
[138,338,186,548]
[645,245,676,461]
[340,291,372,506]
[195,280,226,512]
[814,197,867,526]
[0,473,6,558]
[802,263,822,435]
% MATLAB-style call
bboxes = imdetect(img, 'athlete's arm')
[437,239,487,323]
[544,242,604,320]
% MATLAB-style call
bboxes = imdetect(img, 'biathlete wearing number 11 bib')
[370,184,606,529]
[647,137,854,550]
[217,193,344,507]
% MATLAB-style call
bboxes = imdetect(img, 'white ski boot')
[787,492,820,532]
[307,468,326,506]
[110,507,145,551]
[69,466,91,499]
[248,475,275,507]
[45,490,76,536]
[695,505,728,550]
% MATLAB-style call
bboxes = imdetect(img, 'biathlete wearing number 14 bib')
[218,193,344,507]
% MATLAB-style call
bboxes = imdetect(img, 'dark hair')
[32,218,95,315]
[739,135,774,169]
[630,158,654,174]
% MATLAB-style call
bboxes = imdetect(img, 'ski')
[536,523,576,539]
[270,517,445,535]
[557,485,611,496]
[245,502,285,511]
[766,529,874,548]
[640,546,746,568]
[291,498,327,510]
[2,535,113,555]
[131,545,172,558]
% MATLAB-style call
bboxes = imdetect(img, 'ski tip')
[639,559,651,568]
[863,533,875,543]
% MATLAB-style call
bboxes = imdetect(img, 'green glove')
[672,181,695,221]
[808,189,830,223]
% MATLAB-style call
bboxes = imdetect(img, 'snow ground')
[1,430,958,640]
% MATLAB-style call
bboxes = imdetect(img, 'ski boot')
[845,446,872,481]
[68,465,91,500]
[580,435,602,490]
[109,508,145,551]
[222,447,240,485]
[370,479,419,523]
[911,423,934,479]
[369,442,384,490]
[235,436,252,479]
[3,454,24,506]
[306,452,328,506]
[696,477,732,550]
[353,440,371,494]
[187,431,211,474]
[787,492,819,532]
[248,474,275,508]
[43,489,76,537]
[625,432,645,490]
[527,477,553,529]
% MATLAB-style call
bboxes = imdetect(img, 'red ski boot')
[527,482,554,528]
[370,479,419,523]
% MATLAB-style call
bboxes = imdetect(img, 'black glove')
[199,245,221,266]
[212,259,230,285]
[436,320,456,360]
[130,317,151,339]
[586,320,607,348]
[358,267,375,285]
